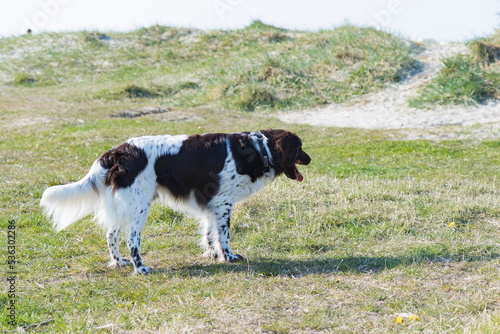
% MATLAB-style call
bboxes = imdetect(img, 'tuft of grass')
[10,73,56,87]
[231,83,279,111]
[83,32,112,48]
[12,73,37,86]
[470,40,500,64]
[409,54,500,107]
[411,29,500,108]
[95,82,200,101]
[95,84,159,100]
[121,84,158,98]
[469,31,500,64]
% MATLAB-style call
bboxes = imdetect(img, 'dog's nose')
[298,151,311,165]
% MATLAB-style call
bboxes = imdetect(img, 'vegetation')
[410,30,500,108]
[0,23,418,111]
[1,23,500,332]
[470,30,500,65]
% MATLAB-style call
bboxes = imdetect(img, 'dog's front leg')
[208,203,244,263]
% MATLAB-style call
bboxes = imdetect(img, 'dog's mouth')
[294,159,307,182]
[285,160,306,182]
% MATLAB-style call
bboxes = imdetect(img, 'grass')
[1,23,500,332]
[410,30,500,108]
[470,30,500,65]
[0,22,419,111]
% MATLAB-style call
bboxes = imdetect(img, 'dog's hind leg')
[127,203,152,274]
[107,227,131,267]
[201,216,218,259]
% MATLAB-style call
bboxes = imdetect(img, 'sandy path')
[279,43,500,138]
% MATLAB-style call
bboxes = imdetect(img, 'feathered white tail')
[40,161,108,231]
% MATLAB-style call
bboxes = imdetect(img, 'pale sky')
[1,0,499,41]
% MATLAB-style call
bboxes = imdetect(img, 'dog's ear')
[262,129,299,150]
[262,129,302,172]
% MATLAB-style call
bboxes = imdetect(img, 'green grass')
[2,23,500,333]
[2,117,500,333]
[409,54,500,107]
[410,30,500,108]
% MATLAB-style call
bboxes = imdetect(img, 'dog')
[40,129,311,274]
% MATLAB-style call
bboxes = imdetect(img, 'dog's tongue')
[294,165,304,182]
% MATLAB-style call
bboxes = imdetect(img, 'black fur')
[154,133,228,206]
[99,143,148,192]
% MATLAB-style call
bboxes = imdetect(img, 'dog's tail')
[40,160,108,231]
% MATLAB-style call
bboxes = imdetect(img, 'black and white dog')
[41,129,311,274]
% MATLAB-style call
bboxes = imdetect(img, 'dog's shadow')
[149,250,499,277]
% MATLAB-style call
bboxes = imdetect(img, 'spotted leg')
[107,227,131,267]
[209,203,244,263]
[127,205,151,274]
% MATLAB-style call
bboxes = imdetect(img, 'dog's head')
[262,129,311,182]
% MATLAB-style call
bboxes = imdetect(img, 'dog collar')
[252,131,272,173]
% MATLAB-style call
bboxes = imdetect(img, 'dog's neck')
[250,131,273,173]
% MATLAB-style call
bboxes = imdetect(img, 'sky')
[1,0,499,41]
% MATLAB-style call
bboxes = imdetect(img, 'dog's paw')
[108,258,132,268]
[224,253,245,263]
[134,266,150,275]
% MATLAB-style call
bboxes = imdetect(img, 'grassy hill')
[1,23,500,333]
[1,23,419,112]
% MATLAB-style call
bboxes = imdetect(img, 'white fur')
[127,134,188,159]
[40,160,108,231]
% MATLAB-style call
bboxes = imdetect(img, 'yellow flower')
[396,316,403,324]
[409,315,420,321]
[449,222,455,227]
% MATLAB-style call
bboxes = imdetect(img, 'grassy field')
[1,24,500,333]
